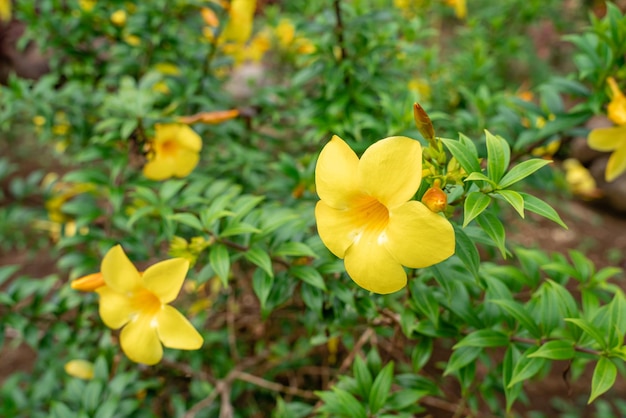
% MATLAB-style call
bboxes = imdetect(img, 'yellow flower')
[275,19,295,48]
[111,9,127,26]
[607,77,626,126]
[588,78,626,182]
[314,136,455,294]
[221,0,256,44]
[0,0,11,21]
[64,359,95,380]
[563,159,601,200]
[75,245,203,365]
[123,33,141,46]
[143,124,202,181]
[78,0,96,12]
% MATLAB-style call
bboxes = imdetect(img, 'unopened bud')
[413,102,435,143]
[70,272,105,292]
[422,186,448,213]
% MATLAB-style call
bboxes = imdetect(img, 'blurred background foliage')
[1,0,626,417]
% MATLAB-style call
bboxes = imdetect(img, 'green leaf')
[159,179,187,202]
[443,346,481,376]
[252,268,273,309]
[209,245,230,286]
[440,137,481,174]
[411,338,433,371]
[0,265,19,286]
[244,245,274,277]
[527,340,576,360]
[495,190,525,218]
[316,387,367,418]
[485,130,511,183]
[220,222,261,237]
[565,318,607,349]
[489,299,542,338]
[353,355,373,399]
[463,192,491,227]
[453,330,509,349]
[502,345,522,412]
[589,357,617,404]
[508,349,546,387]
[464,171,497,187]
[453,225,480,278]
[369,362,394,414]
[290,265,327,290]
[82,381,103,412]
[476,212,507,258]
[519,192,568,229]
[169,213,204,231]
[274,242,318,258]
[411,283,440,327]
[498,159,552,189]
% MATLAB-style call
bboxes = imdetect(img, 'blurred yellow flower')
[64,360,94,380]
[73,245,203,365]
[563,159,601,199]
[143,124,202,181]
[0,0,11,21]
[315,136,455,294]
[275,19,295,48]
[588,77,626,182]
[46,182,97,223]
[201,6,219,27]
[221,0,256,44]
[111,9,127,26]
[123,33,141,46]
[78,0,96,12]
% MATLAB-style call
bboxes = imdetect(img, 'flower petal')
[606,142,626,182]
[172,149,200,178]
[174,124,203,151]
[385,201,455,268]
[358,136,422,208]
[101,245,141,293]
[143,258,189,303]
[96,286,134,329]
[120,316,163,365]
[156,305,203,350]
[344,229,407,294]
[143,157,176,180]
[588,127,626,152]
[315,200,362,258]
[315,135,360,208]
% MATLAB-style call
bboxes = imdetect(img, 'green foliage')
[1,0,625,417]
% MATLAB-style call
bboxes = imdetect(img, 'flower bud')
[422,186,447,213]
[413,102,435,142]
[64,359,95,380]
[71,272,105,292]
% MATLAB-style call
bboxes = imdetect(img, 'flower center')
[130,288,162,318]
[158,139,179,157]
[354,195,389,236]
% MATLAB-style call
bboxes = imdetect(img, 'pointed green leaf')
[252,269,273,309]
[508,348,546,387]
[498,159,552,189]
[463,192,491,227]
[290,265,326,290]
[443,346,481,376]
[465,172,497,187]
[476,212,507,258]
[369,362,394,414]
[353,356,373,399]
[209,244,230,285]
[588,357,617,404]
[495,190,525,218]
[486,130,511,183]
[519,192,567,229]
[489,299,542,338]
[453,329,509,349]
[527,340,576,360]
[453,225,480,278]
[565,318,607,349]
[274,242,318,258]
[169,213,204,231]
[440,137,481,174]
[244,245,274,277]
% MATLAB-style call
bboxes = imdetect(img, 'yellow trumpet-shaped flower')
[314,136,455,294]
[78,245,203,365]
[143,123,202,181]
[588,77,626,182]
